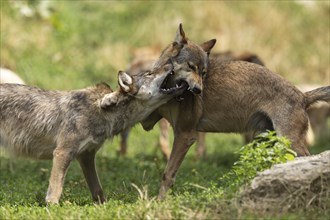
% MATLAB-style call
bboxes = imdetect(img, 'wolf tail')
[305,86,330,108]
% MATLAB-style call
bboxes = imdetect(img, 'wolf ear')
[200,39,217,55]
[174,23,188,45]
[100,92,119,109]
[118,71,132,93]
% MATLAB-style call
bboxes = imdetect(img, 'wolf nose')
[191,87,201,94]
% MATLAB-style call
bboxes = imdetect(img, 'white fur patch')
[100,92,119,107]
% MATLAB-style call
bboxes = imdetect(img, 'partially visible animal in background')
[0,68,25,84]
[118,49,265,160]
[211,51,264,66]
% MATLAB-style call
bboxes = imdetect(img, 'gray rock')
[240,150,330,211]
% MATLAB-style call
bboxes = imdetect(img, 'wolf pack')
[1,24,329,204]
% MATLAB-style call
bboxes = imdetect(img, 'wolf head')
[155,24,216,95]
[100,63,188,109]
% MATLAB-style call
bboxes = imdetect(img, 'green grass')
[1,0,329,219]
[0,127,243,219]
[1,127,329,219]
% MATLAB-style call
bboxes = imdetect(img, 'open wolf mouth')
[160,71,189,95]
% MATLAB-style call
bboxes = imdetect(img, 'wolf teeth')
[161,86,180,93]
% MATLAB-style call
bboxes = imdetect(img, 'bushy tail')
[305,86,330,108]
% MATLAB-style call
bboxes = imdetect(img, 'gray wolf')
[139,24,330,199]
[0,63,186,204]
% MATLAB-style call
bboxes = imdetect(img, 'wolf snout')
[191,86,202,94]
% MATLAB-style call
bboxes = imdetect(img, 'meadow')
[1,1,329,219]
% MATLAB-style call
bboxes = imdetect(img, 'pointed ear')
[118,71,132,92]
[174,23,188,45]
[100,92,119,109]
[200,39,217,55]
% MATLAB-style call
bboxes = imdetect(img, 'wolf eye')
[144,71,152,76]
[187,62,196,71]
[202,69,207,76]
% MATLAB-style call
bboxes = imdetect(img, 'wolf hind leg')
[244,111,275,143]
[273,110,310,156]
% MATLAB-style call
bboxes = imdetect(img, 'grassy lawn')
[1,0,329,219]
[0,130,241,219]
[1,129,328,219]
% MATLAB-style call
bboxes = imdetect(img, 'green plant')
[220,131,297,192]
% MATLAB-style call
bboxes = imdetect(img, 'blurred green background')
[1,0,329,90]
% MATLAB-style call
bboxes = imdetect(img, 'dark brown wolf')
[116,24,217,158]
[139,25,330,199]
[118,49,265,159]
[0,63,186,204]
